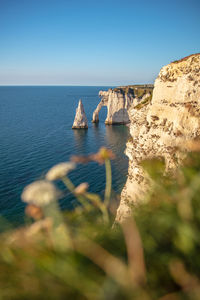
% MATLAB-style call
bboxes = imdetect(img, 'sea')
[0,86,129,225]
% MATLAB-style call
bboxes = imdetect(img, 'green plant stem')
[62,176,75,191]
[43,201,62,228]
[85,193,109,223]
[104,159,112,207]
[63,177,109,222]
[62,176,91,211]
[43,201,72,250]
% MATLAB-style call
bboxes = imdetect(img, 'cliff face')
[92,86,153,124]
[116,53,200,222]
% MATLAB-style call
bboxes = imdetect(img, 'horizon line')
[0,84,116,87]
[0,82,153,87]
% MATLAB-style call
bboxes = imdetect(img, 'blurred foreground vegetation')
[1,148,200,299]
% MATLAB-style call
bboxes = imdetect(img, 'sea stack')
[72,99,88,129]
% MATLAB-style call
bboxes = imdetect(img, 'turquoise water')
[0,86,129,224]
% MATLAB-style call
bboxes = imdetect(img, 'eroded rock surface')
[92,86,153,124]
[117,53,200,222]
[72,100,88,129]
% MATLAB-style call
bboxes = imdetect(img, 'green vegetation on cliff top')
[113,84,154,98]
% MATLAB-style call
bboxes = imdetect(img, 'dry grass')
[171,53,200,64]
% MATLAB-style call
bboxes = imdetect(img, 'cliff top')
[116,84,154,89]
[113,84,154,98]
[171,53,200,64]
[159,53,200,82]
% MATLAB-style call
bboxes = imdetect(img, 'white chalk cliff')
[72,100,88,129]
[116,53,200,222]
[92,86,153,124]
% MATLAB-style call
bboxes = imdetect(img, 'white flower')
[74,183,89,195]
[46,162,76,181]
[21,180,60,207]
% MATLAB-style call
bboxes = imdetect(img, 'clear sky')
[0,0,200,86]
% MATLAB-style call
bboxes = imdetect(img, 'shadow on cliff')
[107,109,130,124]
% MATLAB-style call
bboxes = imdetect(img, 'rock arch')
[92,87,153,125]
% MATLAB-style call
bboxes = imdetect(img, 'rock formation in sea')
[116,53,200,222]
[72,99,88,129]
[92,86,153,125]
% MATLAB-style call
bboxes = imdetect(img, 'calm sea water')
[0,86,129,224]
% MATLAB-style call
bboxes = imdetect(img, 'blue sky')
[0,0,200,85]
